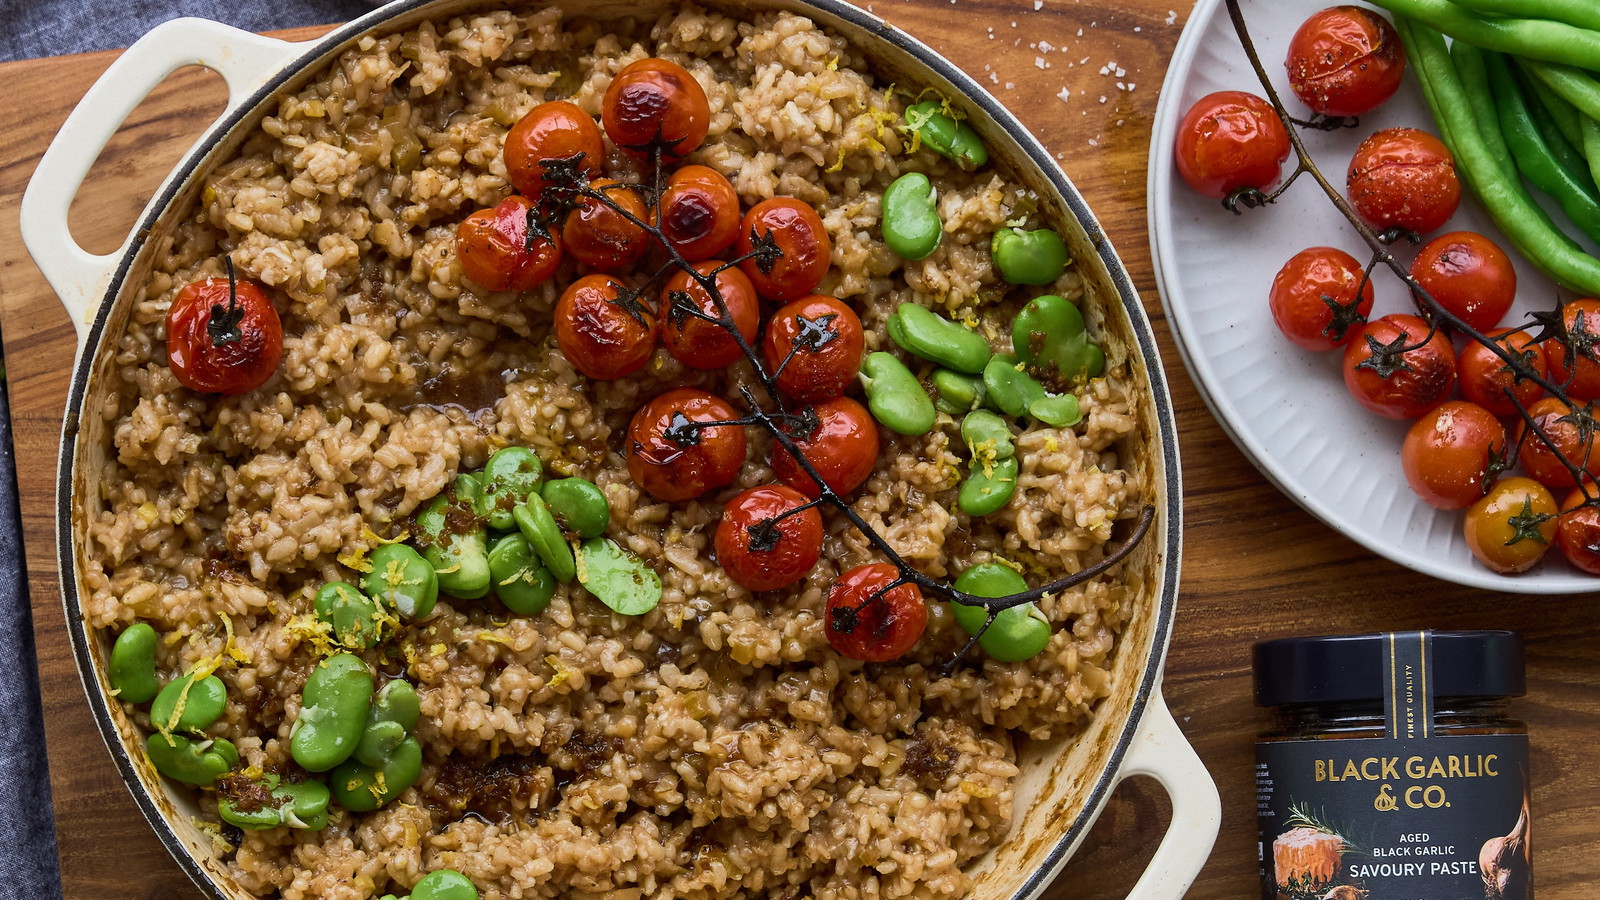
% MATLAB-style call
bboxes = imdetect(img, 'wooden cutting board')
[1,4,1596,899]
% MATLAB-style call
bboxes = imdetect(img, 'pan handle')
[1117,690,1222,899]
[19,17,305,345]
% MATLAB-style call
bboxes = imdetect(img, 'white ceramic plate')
[1149,0,1596,593]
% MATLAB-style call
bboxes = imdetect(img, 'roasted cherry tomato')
[563,178,650,272]
[824,562,927,662]
[504,100,605,199]
[602,58,710,162]
[1410,231,1517,333]
[762,295,865,402]
[1342,313,1457,419]
[735,198,832,302]
[657,164,741,261]
[770,396,880,499]
[1400,401,1506,510]
[554,274,658,380]
[660,260,761,370]
[1545,298,1600,400]
[1464,476,1558,574]
[714,485,823,591]
[1172,90,1291,200]
[1458,328,1547,417]
[1347,128,1460,235]
[455,195,563,292]
[625,388,747,502]
[1556,488,1600,574]
[1268,246,1375,351]
[1514,397,1600,491]
[166,275,284,395]
[1285,6,1405,117]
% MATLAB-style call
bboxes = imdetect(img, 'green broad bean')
[474,446,543,531]
[859,352,937,436]
[354,680,420,767]
[1028,393,1082,428]
[330,736,423,813]
[487,533,556,616]
[932,369,985,415]
[979,603,1052,662]
[219,775,331,831]
[950,562,1027,634]
[578,538,663,615]
[881,172,943,260]
[1012,294,1105,382]
[960,410,1015,461]
[904,100,988,171]
[110,622,160,704]
[290,653,374,773]
[314,581,382,649]
[418,476,491,600]
[958,455,1019,517]
[146,734,237,787]
[514,494,577,583]
[886,303,993,374]
[991,228,1069,285]
[364,543,438,620]
[150,672,227,734]
[982,354,1047,418]
[412,870,480,900]
[542,477,611,539]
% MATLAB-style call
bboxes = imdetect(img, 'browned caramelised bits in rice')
[85,6,1143,899]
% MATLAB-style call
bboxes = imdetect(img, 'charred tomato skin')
[1514,397,1600,491]
[1557,488,1600,575]
[714,485,823,592]
[762,295,866,402]
[1343,314,1458,419]
[1546,298,1600,401]
[1458,328,1548,418]
[657,165,741,261]
[1464,476,1558,574]
[1173,90,1291,200]
[1285,5,1406,117]
[1410,231,1517,334]
[166,276,284,395]
[735,198,833,302]
[1400,401,1506,510]
[660,261,761,370]
[601,58,710,162]
[770,396,880,499]
[455,195,563,292]
[1347,127,1461,235]
[625,388,747,503]
[824,562,927,662]
[554,274,658,381]
[563,178,650,272]
[503,100,605,199]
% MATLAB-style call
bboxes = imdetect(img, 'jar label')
[1256,733,1530,900]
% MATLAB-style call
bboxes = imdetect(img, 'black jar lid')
[1253,630,1525,707]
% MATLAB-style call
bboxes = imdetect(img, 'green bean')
[364,542,438,620]
[1012,294,1104,382]
[881,172,943,260]
[1369,0,1600,70]
[514,494,577,583]
[958,455,1018,517]
[150,672,227,734]
[411,870,480,900]
[1521,58,1600,125]
[1584,117,1600,192]
[290,653,374,773]
[1029,393,1082,428]
[354,680,419,767]
[578,538,662,615]
[474,446,543,532]
[982,354,1047,418]
[991,228,1069,286]
[330,736,422,813]
[1519,60,1586,153]
[1450,0,1600,32]
[886,303,993,374]
[903,100,987,171]
[1483,50,1600,245]
[487,533,556,616]
[931,369,985,415]
[110,622,160,704]
[949,562,1026,634]
[542,477,611,539]
[1449,42,1518,182]
[219,775,331,831]
[314,581,383,650]
[960,410,1015,461]
[418,475,492,600]
[146,734,237,786]
[858,352,937,435]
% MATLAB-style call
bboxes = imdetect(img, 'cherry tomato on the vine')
[1285,6,1406,118]
[1556,488,1600,575]
[770,396,880,499]
[1400,401,1506,510]
[1342,313,1457,419]
[660,260,761,370]
[1268,246,1375,351]
[1347,127,1460,235]
[1458,328,1547,417]
[1545,298,1600,401]
[1463,476,1558,574]
[1410,231,1516,333]
[657,165,741,261]
[625,388,747,503]
[166,275,284,395]
[602,58,710,162]
[503,100,604,200]
[563,179,650,272]
[762,295,865,402]
[735,198,832,302]
[824,562,927,662]
[455,195,563,292]
[554,274,658,381]
[714,485,823,592]
[1514,397,1600,491]
[1172,90,1291,200]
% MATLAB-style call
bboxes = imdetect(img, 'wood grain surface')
[0,3,1595,899]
